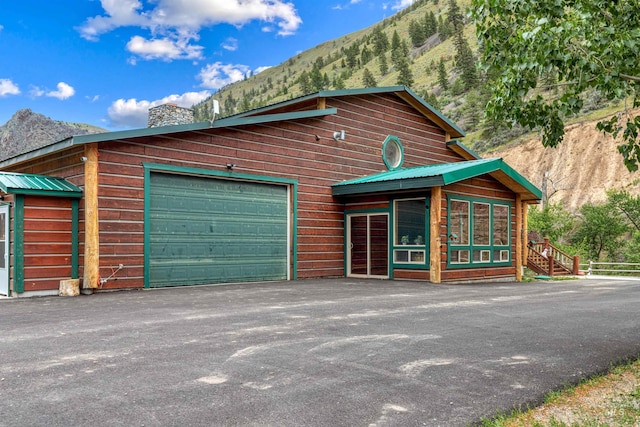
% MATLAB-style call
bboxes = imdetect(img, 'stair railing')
[527,237,580,277]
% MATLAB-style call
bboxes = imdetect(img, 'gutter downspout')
[82,143,100,292]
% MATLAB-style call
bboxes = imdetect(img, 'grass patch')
[478,358,640,426]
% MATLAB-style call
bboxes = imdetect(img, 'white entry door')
[0,204,8,295]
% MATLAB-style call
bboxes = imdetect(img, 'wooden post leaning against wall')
[515,194,523,282]
[83,143,100,290]
[430,186,442,283]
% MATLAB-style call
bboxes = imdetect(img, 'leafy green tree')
[471,0,640,171]
[362,68,377,87]
[571,203,629,261]
[333,75,346,90]
[437,57,449,90]
[528,203,574,244]
[608,189,640,232]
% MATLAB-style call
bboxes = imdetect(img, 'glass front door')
[0,204,8,295]
[347,213,389,278]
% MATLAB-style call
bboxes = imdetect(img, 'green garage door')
[148,173,289,288]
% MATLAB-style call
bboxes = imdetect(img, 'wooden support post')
[572,255,580,275]
[523,201,529,267]
[83,143,100,290]
[515,194,523,282]
[430,186,442,284]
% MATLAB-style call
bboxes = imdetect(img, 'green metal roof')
[332,158,542,201]
[0,172,83,198]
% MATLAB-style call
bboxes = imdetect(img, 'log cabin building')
[0,86,541,297]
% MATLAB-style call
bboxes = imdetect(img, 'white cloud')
[78,0,302,61]
[107,90,211,128]
[391,0,415,10]
[0,24,4,32]
[0,78,20,97]
[29,85,45,98]
[198,62,250,90]
[126,33,203,60]
[46,82,75,100]
[221,37,238,52]
[254,66,272,75]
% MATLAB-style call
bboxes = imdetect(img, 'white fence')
[583,261,640,276]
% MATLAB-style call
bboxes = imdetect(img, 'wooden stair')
[527,238,580,277]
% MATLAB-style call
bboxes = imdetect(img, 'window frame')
[391,196,429,269]
[382,135,405,171]
[447,195,511,268]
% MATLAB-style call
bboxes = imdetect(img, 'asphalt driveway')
[1,278,639,426]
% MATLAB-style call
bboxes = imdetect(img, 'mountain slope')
[0,109,105,162]
[491,111,640,212]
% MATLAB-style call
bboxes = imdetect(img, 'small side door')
[0,204,9,295]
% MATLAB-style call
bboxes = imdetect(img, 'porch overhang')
[332,158,542,202]
[0,172,83,198]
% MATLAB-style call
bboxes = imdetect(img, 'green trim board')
[142,163,298,288]
[213,108,337,128]
[446,140,482,160]
[14,195,24,293]
[71,199,79,279]
[332,158,542,201]
[0,172,82,198]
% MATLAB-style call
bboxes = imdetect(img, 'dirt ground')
[504,359,640,426]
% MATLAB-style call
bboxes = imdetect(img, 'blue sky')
[0,0,414,130]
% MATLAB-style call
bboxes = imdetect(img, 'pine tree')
[372,26,389,56]
[408,20,425,47]
[437,58,449,90]
[396,58,414,87]
[298,71,311,94]
[310,65,324,91]
[379,53,389,75]
[447,0,464,30]
[453,32,478,90]
[362,68,377,87]
[361,45,372,65]
[391,30,403,68]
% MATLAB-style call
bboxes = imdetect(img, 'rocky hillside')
[0,109,105,162]
[490,112,640,212]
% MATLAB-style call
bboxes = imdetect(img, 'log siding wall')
[22,196,75,292]
[3,92,521,289]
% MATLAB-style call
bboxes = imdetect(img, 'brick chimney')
[147,103,194,128]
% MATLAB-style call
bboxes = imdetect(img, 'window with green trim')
[448,197,511,267]
[382,135,404,170]
[393,198,427,266]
